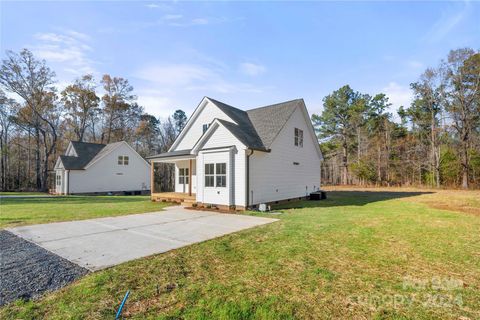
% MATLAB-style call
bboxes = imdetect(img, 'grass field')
[0,196,170,228]
[1,189,479,319]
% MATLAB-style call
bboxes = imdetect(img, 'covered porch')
[148,149,197,204]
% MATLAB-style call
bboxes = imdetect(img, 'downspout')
[66,170,70,195]
[245,149,254,209]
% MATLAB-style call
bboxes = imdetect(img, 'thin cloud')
[136,64,214,86]
[239,62,266,76]
[425,1,471,43]
[133,61,270,115]
[32,30,96,76]
[163,14,183,20]
[145,3,160,9]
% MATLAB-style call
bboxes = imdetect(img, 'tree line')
[313,48,480,189]
[0,49,187,192]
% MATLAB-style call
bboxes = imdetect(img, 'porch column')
[188,159,192,196]
[150,161,154,194]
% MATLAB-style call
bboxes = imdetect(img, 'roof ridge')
[206,97,246,114]
[71,141,106,145]
[246,98,303,112]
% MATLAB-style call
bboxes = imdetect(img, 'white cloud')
[239,62,266,76]
[136,89,177,118]
[32,30,96,76]
[382,82,413,121]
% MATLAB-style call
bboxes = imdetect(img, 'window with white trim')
[205,163,215,187]
[294,128,303,147]
[216,163,226,187]
[179,168,189,184]
[204,163,227,188]
[118,155,129,165]
[56,175,61,186]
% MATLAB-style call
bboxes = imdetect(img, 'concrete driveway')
[7,206,277,271]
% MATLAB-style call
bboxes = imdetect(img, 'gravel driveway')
[0,230,88,306]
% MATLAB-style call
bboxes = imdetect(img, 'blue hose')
[115,290,130,320]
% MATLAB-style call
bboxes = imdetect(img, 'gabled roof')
[158,97,321,160]
[208,97,301,150]
[59,142,106,170]
[58,141,135,170]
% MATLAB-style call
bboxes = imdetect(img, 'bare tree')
[61,74,99,142]
[442,49,480,189]
[0,49,59,191]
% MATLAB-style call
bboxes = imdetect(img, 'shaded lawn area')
[1,190,480,319]
[0,192,47,196]
[0,196,170,228]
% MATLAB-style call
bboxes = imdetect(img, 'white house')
[54,141,151,195]
[148,97,323,210]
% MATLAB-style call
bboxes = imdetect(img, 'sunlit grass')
[0,195,170,228]
[1,189,479,319]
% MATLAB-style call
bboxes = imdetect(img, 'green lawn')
[1,190,479,319]
[0,196,170,228]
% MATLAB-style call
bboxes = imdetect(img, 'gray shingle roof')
[246,99,301,148]
[59,142,106,170]
[208,97,302,150]
[87,141,123,165]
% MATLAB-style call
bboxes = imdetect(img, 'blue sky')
[1,1,479,119]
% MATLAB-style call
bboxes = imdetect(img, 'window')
[216,163,226,187]
[118,156,130,165]
[203,124,209,133]
[179,168,189,184]
[205,163,215,187]
[294,128,303,147]
[204,163,226,188]
[56,175,61,186]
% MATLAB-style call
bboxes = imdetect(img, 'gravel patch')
[0,230,88,306]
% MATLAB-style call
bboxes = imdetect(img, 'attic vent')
[293,162,300,166]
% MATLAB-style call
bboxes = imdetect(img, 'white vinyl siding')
[195,124,247,207]
[249,107,321,205]
[174,100,237,151]
[68,143,150,194]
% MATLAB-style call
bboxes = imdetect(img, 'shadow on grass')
[273,190,434,210]
[0,195,150,206]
